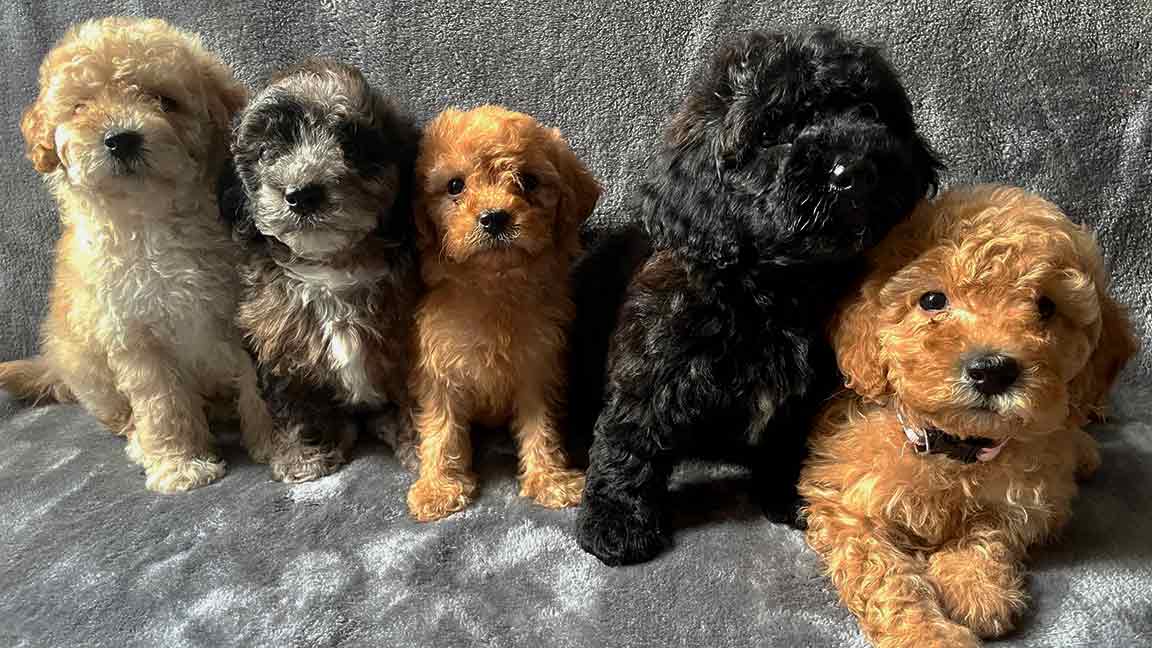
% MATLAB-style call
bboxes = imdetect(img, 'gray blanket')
[1,1,1150,646]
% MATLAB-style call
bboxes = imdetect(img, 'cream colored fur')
[2,17,275,492]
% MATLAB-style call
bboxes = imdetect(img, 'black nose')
[478,209,511,235]
[104,130,143,160]
[829,158,876,192]
[284,184,327,213]
[965,353,1021,396]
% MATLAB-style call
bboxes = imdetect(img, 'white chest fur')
[286,264,389,406]
[325,318,380,405]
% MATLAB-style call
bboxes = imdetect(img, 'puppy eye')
[919,291,948,311]
[859,103,879,120]
[1037,296,1056,321]
[158,96,180,113]
[73,103,88,115]
[519,173,539,192]
[447,178,465,195]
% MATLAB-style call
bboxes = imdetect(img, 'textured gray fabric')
[1,2,1150,646]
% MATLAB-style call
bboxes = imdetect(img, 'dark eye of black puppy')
[448,178,465,195]
[1037,296,1056,321]
[919,291,948,311]
[520,173,539,192]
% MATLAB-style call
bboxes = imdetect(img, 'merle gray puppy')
[223,59,422,482]
[574,29,940,565]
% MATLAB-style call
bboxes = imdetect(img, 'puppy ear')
[412,198,439,254]
[1069,288,1137,422]
[217,159,262,247]
[20,99,60,173]
[638,141,746,267]
[412,163,443,255]
[548,128,600,249]
[195,51,248,132]
[831,275,892,400]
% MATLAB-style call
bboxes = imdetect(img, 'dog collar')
[897,413,1007,463]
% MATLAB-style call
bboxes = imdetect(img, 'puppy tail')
[0,356,74,405]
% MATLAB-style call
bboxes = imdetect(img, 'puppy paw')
[124,434,147,467]
[929,548,1027,638]
[520,468,585,508]
[98,412,133,437]
[1075,439,1101,480]
[380,412,419,474]
[576,498,666,566]
[407,474,477,522]
[393,440,421,474]
[875,621,982,648]
[270,445,346,483]
[246,440,275,465]
[145,457,226,493]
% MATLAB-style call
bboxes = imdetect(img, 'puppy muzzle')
[473,209,520,244]
[284,184,328,214]
[478,209,512,237]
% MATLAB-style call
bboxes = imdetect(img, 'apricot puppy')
[407,106,600,521]
[0,17,274,492]
[800,185,1137,648]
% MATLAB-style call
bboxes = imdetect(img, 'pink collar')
[897,413,1008,463]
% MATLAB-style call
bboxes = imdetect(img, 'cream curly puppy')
[0,17,275,492]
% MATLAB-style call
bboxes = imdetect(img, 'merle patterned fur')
[574,29,941,565]
[221,59,422,480]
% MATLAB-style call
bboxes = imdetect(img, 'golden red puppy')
[801,185,1137,648]
[407,106,600,521]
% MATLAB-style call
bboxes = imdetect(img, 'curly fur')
[223,59,423,482]
[0,17,274,493]
[406,105,600,521]
[800,185,1137,648]
[575,28,940,565]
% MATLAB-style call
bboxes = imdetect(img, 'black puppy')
[575,29,940,565]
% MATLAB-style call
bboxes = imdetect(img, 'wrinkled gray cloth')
[1,2,1150,646]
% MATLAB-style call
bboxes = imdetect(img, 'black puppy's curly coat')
[574,29,940,565]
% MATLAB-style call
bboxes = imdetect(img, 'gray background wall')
[2,1,1150,379]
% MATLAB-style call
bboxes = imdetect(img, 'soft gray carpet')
[1,2,1150,646]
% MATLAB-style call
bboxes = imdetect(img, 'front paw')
[144,457,226,493]
[246,439,275,465]
[929,549,1027,638]
[874,621,982,648]
[576,498,666,566]
[520,468,585,508]
[270,445,346,483]
[1076,439,1101,480]
[407,474,477,522]
[369,405,418,472]
[393,440,421,474]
